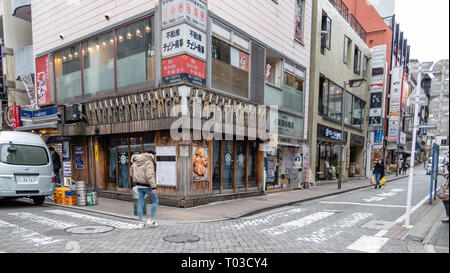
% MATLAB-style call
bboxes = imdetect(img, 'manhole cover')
[163,234,201,243]
[65,225,115,234]
[361,220,396,230]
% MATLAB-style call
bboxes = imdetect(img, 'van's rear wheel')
[32,196,45,205]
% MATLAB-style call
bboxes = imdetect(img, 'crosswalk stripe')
[8,212,76,229]
[297,213,372,243]
[346,235,389,253]
[260,211,335,236]
[45,210,140,229]
[222,208,305,230]
[0,220,61,247]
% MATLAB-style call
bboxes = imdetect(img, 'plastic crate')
[65,191,74,196]
[64,196,77,206]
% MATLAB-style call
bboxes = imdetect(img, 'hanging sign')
[35,55,51,107]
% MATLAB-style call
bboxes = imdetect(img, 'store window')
[236,142,246,188]
[108,140,117,184]
[55,45,82,103]
[222,141,234,190]
[211,37,249,98]
[352,97,364,129]
[283,72,304,113]
[116,17,156,91]
[248,142,257,187]
[82,32,115,99]
[212,141,221,190]
[265,51,282,87]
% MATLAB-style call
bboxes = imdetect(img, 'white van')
[0,131,55,205]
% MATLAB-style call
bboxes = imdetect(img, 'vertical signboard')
[35,55,51,107]
[161,0,207,30]
[369,45,387,128]
[387,67,403,149]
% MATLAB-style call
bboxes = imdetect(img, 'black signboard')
[317,124,348,142]
[350,134,365,147]
[370,93,383,108]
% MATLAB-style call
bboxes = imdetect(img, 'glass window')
[266,51,282,87]
[328,82,342,122]
[0,144,48,166]
[248,142,257,187]
[212,141,221,190]
[295,0,305,43]
[143,136,155,154]
[116,17,155,91]
[363,56,369,76]
[344,36,351,64]
[222,141,234,190]
[236,142,246,188]
[108,140,117,183]
[212,37,249,98]
[55,45,82,103]
[117,139,129,189]
[283,72,304,113]
[354,46,361,74]
[82,32,115,98]
[352,97,363,129]
[321,14,332,50]
[344,91,353,125]
[319,76,328,116]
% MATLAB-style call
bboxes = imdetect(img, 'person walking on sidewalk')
[401,158,408,175]
[49,147,61,184]
[373,159,385,189]
[130,153,159,228]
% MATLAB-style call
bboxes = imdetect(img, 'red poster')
[239,52,249,72]
[162,55,206,86]
[35,55,51,106]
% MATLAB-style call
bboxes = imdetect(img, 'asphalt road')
[0,168,447,253]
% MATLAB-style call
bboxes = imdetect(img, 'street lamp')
[338,78,367,190]
[403,62,432,228]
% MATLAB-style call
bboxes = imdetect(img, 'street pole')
[338,82,347,190]
[405,67,422,228]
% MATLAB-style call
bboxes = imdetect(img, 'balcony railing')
[328,0,367,43]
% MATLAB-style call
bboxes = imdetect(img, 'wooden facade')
[61,84,266,207]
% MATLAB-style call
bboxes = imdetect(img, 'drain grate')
[163,234,201,243]
[65,225,115,234]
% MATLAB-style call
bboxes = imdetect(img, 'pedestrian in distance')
[373,159,385,189]
[49,147,61,184]
[401,158,408,175]
[130,153,159,229]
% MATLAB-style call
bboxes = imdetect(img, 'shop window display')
[55,45,82,103]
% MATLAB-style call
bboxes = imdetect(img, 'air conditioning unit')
[65,104,84,123]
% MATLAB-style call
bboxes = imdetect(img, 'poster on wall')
[74,147,84,169]
[193,146,208,181]
[62,141,70,160]
[156,146,177,187]
[294,153,303,169]
[35,55,51,107]
[63,161,72,177]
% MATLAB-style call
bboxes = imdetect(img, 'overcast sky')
[395,0,449,62]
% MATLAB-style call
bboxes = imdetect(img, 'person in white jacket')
[130,153,159,228]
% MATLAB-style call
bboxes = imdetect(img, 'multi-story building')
[308,0,371,183]
[0,0,34,130]
[27,0,312,207]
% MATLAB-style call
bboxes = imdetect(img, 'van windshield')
[0,144,49,166]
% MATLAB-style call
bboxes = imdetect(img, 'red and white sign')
[162,54,206,86]
[161,0,207,30]
[35,55,51,107]
[4,105,21,130]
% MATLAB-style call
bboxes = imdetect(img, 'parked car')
[426,157,446,175]
[0,131,55,205]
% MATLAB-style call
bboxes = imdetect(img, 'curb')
[42,174,409,224]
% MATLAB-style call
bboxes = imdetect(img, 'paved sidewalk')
[44,173,408,224]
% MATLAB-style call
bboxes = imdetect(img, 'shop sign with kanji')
[162,23,207,60]
[161,0,207,30]
[162,54,206,86]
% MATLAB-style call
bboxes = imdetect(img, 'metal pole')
[338,82,347,190]
[405,67,422,228]
[429,143,436,204]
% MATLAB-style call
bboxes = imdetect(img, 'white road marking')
[260,211,335,236]
[320,201,406,208]
[377,192,398,197]
[374,230,388,237]
[8,212,77,229]
[297,212,372,243]
[363,196,387,202]
[45,210,140,229]
[222,208,305,230]
[424,244,436,253]
[0,220,61,247]
[390,189,406,192]
[346,235,389,253]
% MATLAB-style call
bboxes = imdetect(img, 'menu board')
[156,146,177,187]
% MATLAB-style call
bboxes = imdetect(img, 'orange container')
[64,196,77,206]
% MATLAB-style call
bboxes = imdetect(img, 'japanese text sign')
[162,23,207,60]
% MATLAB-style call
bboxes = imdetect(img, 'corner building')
[30,0,311,207]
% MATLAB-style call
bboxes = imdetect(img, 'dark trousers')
[444,201,449,217]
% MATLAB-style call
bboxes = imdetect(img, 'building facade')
[308,0,371,183]
[28,0,312,207]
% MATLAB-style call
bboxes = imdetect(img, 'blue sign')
[19,107,58,119]
[423,120,428,136]
[374,130,384,144]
